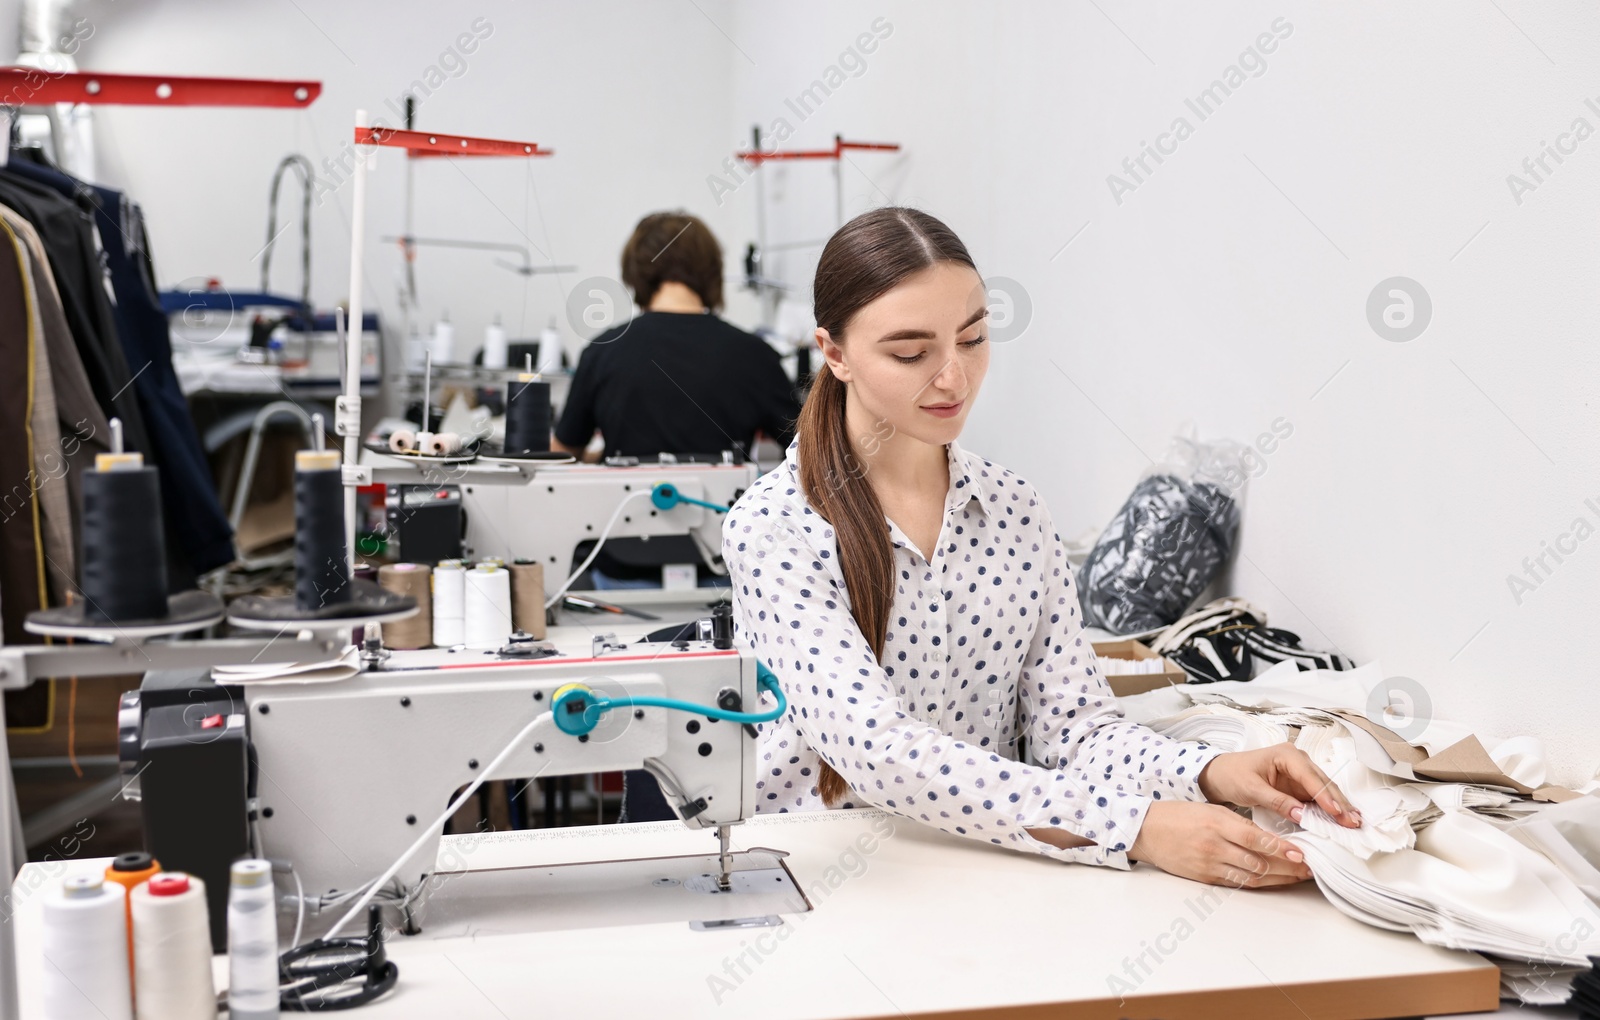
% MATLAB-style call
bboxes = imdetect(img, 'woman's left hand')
[1197,744,1362,829]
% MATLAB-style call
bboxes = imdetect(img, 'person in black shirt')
[553,212,798,462]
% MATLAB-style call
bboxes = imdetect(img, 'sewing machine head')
[119,630,763,945]
[457,456,759,596]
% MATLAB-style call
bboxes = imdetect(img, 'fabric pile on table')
[1121,661,1600,1006]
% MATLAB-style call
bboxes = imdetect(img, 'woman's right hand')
[1127,801,1313,888]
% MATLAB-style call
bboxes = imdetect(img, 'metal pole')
[833,134,844,228]
[342,109,370,573]
[0,691,19,1020]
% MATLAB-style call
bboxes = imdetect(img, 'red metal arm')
[355,125,553,158]
[735,136,900,164]
[0,68,319,107]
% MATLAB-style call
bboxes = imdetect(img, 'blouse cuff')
[1179,742,1228,802]
[1012,790,1154,869]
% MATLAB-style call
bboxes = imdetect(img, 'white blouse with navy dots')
[722,440,1221,869]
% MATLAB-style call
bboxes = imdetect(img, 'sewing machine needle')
[717,824,732,891]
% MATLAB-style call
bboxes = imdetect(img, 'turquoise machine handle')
[650,482,729,514]
[551,662,786,737]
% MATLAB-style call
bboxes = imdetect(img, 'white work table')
[16,808,1505,1019]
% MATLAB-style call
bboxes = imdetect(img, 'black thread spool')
[503,375,551,455]
[294,450,351,610]
[80,454,169,622]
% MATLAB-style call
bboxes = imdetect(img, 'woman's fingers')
[1275,749,1361,827]
[1204,811,1308,881]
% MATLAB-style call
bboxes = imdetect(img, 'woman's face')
[818,261,990,448]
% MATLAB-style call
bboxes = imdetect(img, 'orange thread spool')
[105,851,161,1001]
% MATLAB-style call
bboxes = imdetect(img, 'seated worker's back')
[553,212,800,589]
[555,310,797,460]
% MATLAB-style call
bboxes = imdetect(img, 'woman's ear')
[816,327,851,383]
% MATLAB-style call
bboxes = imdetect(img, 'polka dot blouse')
[722,440,1221,869]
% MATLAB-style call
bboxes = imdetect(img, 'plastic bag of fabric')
[1078,428,1247,634]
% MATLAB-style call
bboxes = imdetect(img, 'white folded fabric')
[1493,958,1585,1005]
[1129,666,1600,1007]
[212,645,360,685]
[1144,703,1293,753]
[1492,795,1600,908]
[1290,809,1600,967]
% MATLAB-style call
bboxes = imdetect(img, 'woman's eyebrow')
[876,308,990,343]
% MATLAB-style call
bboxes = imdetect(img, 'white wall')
[71,0,759,354]
[58,1,1600,785]
[727,0,1600,786]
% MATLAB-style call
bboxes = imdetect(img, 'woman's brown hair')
[620,211,724,311]
[798,207,977,806]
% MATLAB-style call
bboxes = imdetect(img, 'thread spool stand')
[24,418,224,640]
[229,416,419,631]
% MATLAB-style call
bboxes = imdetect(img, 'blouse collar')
[780,438,992,520]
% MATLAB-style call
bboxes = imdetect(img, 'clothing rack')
[339,113,553,567]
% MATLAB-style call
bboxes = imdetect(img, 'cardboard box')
[1092,639,1188,697]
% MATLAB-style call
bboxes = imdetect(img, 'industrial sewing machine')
[358,449,760,598]
[113,609,776,947]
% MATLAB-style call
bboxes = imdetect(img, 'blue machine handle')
[552,662,786,737]
[650,482,729,514]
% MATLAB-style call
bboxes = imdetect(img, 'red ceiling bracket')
[355,125,553,158]
[0,68,320,107]
[735,135,900,165]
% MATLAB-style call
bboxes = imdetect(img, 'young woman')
[722,208,1361,887]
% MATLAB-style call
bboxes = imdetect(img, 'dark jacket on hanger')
[0,167,152,460]
[2,156,234,578]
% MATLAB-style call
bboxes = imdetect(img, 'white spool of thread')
[42,875,133,1020]
[425,431,461,456]
[429,314,455,364]
[227,860,280,1020]
[537,320,563,374]
[131,873,215,1020]
[433,559,467,646]
[483,316,508,370]
[388,428,418,453]
[464,562,513,648]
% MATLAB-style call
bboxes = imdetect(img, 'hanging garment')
[0,216,49,642]
[1,215,71,592]
[3,155,234,581]
[0,168,152,459]
[88,185,232,574]
[0,214,55,729]
[0,203,110,592]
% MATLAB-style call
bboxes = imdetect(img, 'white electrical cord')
[290,866,305,950]
[324,708,555,939]
[543,489,654,609]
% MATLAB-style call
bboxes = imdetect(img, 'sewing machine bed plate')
[402,849,807,940]
[15,810,1500,1019]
